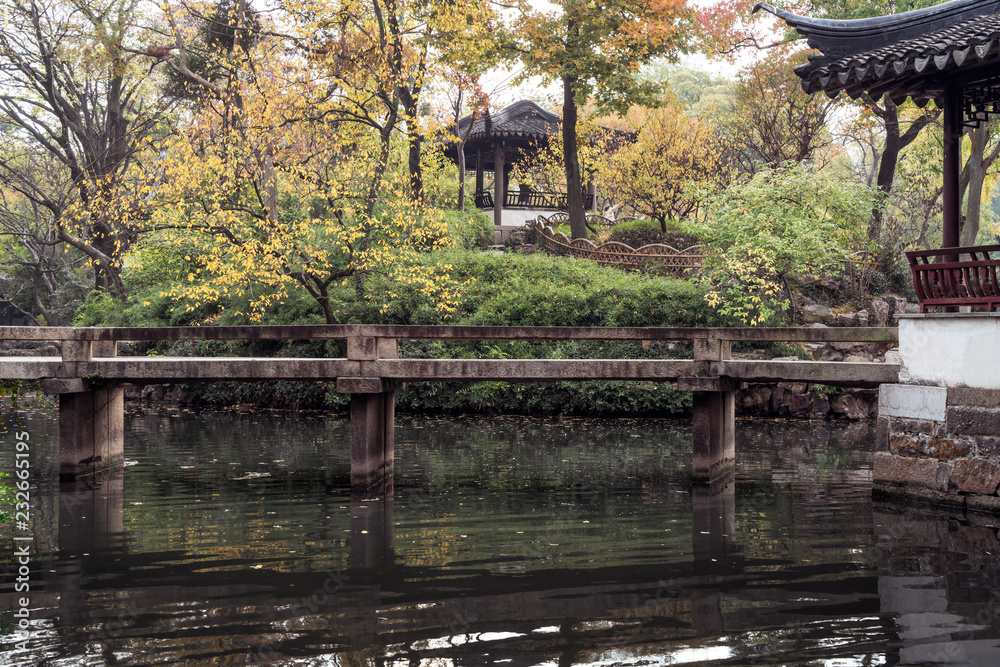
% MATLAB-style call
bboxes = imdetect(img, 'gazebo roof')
[756,0,1000,107]
[456,100,561,145]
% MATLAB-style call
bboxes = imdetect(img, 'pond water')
[2,407,1000,666]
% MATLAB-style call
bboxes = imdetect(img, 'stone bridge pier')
[875,313,1000,511]
[43,341,123,481]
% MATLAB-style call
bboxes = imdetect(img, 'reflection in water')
[875,501,1000,666]
[1,411,1000,664]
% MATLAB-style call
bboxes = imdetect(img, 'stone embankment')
[876,385,1000,512]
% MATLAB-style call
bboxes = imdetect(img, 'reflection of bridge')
[0,325,898,490]
[0,471,876,663]
[8,469,1000,663]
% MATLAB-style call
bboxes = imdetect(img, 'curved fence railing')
[533,215,706,276]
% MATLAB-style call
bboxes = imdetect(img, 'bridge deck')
[0,356,899,387]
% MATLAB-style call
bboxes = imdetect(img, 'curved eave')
[754,0,1000,58]
[799,12,1000,105]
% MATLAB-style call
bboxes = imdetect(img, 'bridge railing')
[0,325,899,383]
[0,324,899,344]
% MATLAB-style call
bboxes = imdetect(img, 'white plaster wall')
[899,315,1000,389]
[484,209,563,244]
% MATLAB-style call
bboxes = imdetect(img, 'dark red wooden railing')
[473,189,593,211]
[906,244,1000,312]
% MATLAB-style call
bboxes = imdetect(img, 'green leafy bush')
[79,243,732,415]
[607,218,701,249]
[442,207,494,250]
[699,164,877,325]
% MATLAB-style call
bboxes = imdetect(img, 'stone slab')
[337,377,384,394]
[42,378,89,394]
[946,406,1000,436]
[872,483,966,509]
[951,459,1000,495]
[879,384,947,422]
[873,452,944,490]
[948,387,1000,408]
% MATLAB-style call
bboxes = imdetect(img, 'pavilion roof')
[756,0,1000,106]
[457,100,561,144]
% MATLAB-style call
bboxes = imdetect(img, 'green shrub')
[79,241,733,416]
[442,207,494,250]
[607,218,701,250]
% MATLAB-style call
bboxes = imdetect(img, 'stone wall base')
[876,384,1000,512]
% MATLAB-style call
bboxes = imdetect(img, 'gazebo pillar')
[942,83,962,259]
[475,147,484,198]
[493,141,505,227]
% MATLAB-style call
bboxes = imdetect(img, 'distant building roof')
[756,0,1000,107]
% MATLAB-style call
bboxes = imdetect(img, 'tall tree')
[959,118,1000,245]
[697,0,949,245]
[602,101,720,229]
[725,51,838,174]
[505,0,691,240]
[0,0,165,299]
[146,0,466,323]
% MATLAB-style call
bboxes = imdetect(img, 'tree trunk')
[401,89,423,202]
[562,76,587,240]
[457,140,466,210]
[870,100,901,242]
[963,123,988,246]
[864,96,940,247]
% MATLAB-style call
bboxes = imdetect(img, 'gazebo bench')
[906,244,1000,312]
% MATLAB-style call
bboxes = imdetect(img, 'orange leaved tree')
[503,0,692,240]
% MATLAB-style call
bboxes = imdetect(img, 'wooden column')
[341,336,399,494]
[586,178,597,212]
[493,141,505,227]
[475,146,484,198]
[47,339,124,480]
[942,83,962,259]
[684,340,736,483]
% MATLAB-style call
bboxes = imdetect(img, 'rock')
[951,459,1000,495]
[813,395,831,417]
[805,322,829,328]
[844,354,868,363]
[821,348,845,362]
[141,384,168,402]
[888,296,909,323]
[784,391,813,415]
[742,385,772,411]
[856,310,869,327]
[869,299,889,327]
[884,349,901,365]
[770,387,786,413]
[772,356,800,362]
[905,303,921,314]
[838,313,857,326]
[830,394,868,420]
[802,304,835,323]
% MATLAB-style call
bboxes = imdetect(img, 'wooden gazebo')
[445,100,598,229]
[760,0,1000,310]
